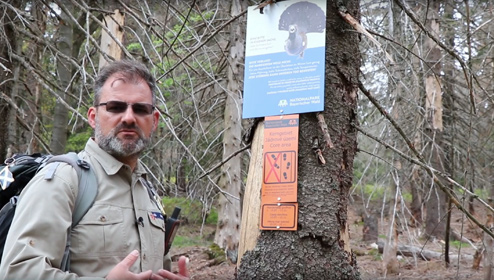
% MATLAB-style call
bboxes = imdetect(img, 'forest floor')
[167,200,488,280]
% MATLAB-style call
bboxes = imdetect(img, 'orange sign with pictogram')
[264,151,297,184]
[261,114,299,204]
[261,114,299,230]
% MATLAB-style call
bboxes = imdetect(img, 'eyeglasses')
[95,101,155,116]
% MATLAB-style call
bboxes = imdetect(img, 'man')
[0,60,189,279]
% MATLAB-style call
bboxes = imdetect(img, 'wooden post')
[99,9,124,68]
[237,121,264,265]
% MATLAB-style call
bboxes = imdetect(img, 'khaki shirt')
[0,139,169,279]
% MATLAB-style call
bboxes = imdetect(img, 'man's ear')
[88,107,97,128]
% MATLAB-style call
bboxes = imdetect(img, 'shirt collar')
[84,138,147,176]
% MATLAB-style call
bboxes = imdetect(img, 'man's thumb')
[177,256,190,277]
[120,250,140,268]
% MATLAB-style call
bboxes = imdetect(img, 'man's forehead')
[109,77,127,88]
[105,74,147,89]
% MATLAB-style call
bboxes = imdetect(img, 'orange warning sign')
[260,203,298,230]
[261,114,299,204]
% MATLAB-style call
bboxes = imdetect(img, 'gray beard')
[95,121,151,157]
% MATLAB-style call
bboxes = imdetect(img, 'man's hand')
[156,256,190,280]
[106,250,153,280]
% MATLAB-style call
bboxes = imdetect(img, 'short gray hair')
[93,60,156,105]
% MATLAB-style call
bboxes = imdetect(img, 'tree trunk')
[238,1,361,278]
[424,140,447,239]
[51,4,74,154]
[423,0,447,240]
[484,215,494,280]
[382,3,406,274]
[0,1,21,159]
[238,123,264,264]
[409,166,423,226]
[442,2,458,266]
[214,0,245,263]
[382,168,400,276]
[24,1,46,153]
[99,9,125,67]
[176,153,187,193]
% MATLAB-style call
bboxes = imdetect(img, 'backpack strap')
[43,152,98,271]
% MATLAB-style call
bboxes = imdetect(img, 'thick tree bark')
[237,1,361,279]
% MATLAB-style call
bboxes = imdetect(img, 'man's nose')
[121,105,137,124]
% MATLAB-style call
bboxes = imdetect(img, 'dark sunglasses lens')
[105,101,128,113]
[132,103,154,115]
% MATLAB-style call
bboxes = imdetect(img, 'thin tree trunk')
[24,1,46,153]
[423,0,447,240]
[51,4,74,154]
[382,3,405,274]
[176,153,187,192]
[0,1,21,158]
[214,0,245,263]
[442,2,457,266]
[382,167,401,276]
[409,167,423,227]
[484,214,494,280]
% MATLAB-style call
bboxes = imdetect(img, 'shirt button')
[99,215,106,222]
[143,253,147,260]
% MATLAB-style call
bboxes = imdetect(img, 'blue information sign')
[243,0,327,119]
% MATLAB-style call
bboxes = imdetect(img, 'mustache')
[114,123,144,137]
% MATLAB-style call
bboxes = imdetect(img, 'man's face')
[88,74,159,158]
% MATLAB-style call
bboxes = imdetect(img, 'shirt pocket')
[72,204,128,255]
[147,211,165,255]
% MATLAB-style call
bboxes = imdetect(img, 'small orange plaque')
[260,203,298,230]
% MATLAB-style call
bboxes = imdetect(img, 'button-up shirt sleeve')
[0,164,105,280]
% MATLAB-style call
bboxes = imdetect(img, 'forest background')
[2,0,494,279]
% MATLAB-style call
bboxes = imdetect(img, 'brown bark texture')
[237,1,361,279]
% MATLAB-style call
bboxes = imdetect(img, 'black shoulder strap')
[43,152,98,271]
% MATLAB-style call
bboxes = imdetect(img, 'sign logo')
[278,99,288,107]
